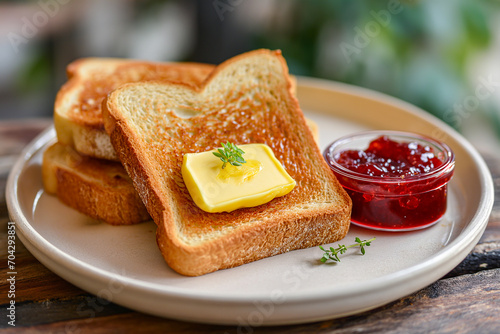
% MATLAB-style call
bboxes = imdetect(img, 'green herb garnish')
[213,142,247,169]
[319,237,375,263]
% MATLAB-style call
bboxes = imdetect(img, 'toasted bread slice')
[42,142,150,225]
[103,49,351,276]
[54,58,215,161]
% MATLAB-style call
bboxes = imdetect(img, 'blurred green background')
[1,0,500,146]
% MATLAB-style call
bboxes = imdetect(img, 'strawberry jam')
[324,131,455,231]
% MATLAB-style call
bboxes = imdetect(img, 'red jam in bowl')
[324,131,455,231]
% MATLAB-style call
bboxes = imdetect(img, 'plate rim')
[6,77,495,323]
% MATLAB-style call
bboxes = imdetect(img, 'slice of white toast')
[103,49,351,276]
[54,58,215,161]
[42,142,150,225]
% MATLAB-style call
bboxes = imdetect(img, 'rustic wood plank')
[480,153,500,243]
[0,312,228,334]
[444,241,500,278]
[0,119,51,157]
[0,263,86,304]
[326,268,500,334]
[0,296,130,329]
[3,269,498,334]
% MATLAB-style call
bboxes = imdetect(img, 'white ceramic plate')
[7,78,494,326]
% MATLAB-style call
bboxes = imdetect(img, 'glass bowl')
[324,131,455,232]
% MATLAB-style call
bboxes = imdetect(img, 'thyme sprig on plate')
[213,142,247,169]
[319,237,375,263]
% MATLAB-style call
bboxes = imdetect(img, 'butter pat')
[182,143,296,213]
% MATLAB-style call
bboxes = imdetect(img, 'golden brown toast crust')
[62,59,215,128]
[42,143,150,225]
[103,49,351,276]
[54,59,215,160]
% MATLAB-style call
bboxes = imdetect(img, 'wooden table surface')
[0,119,499,333]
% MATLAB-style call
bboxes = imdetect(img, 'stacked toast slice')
[54,58,215,161]
[43,59,214,224]
[42,142,150,225]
